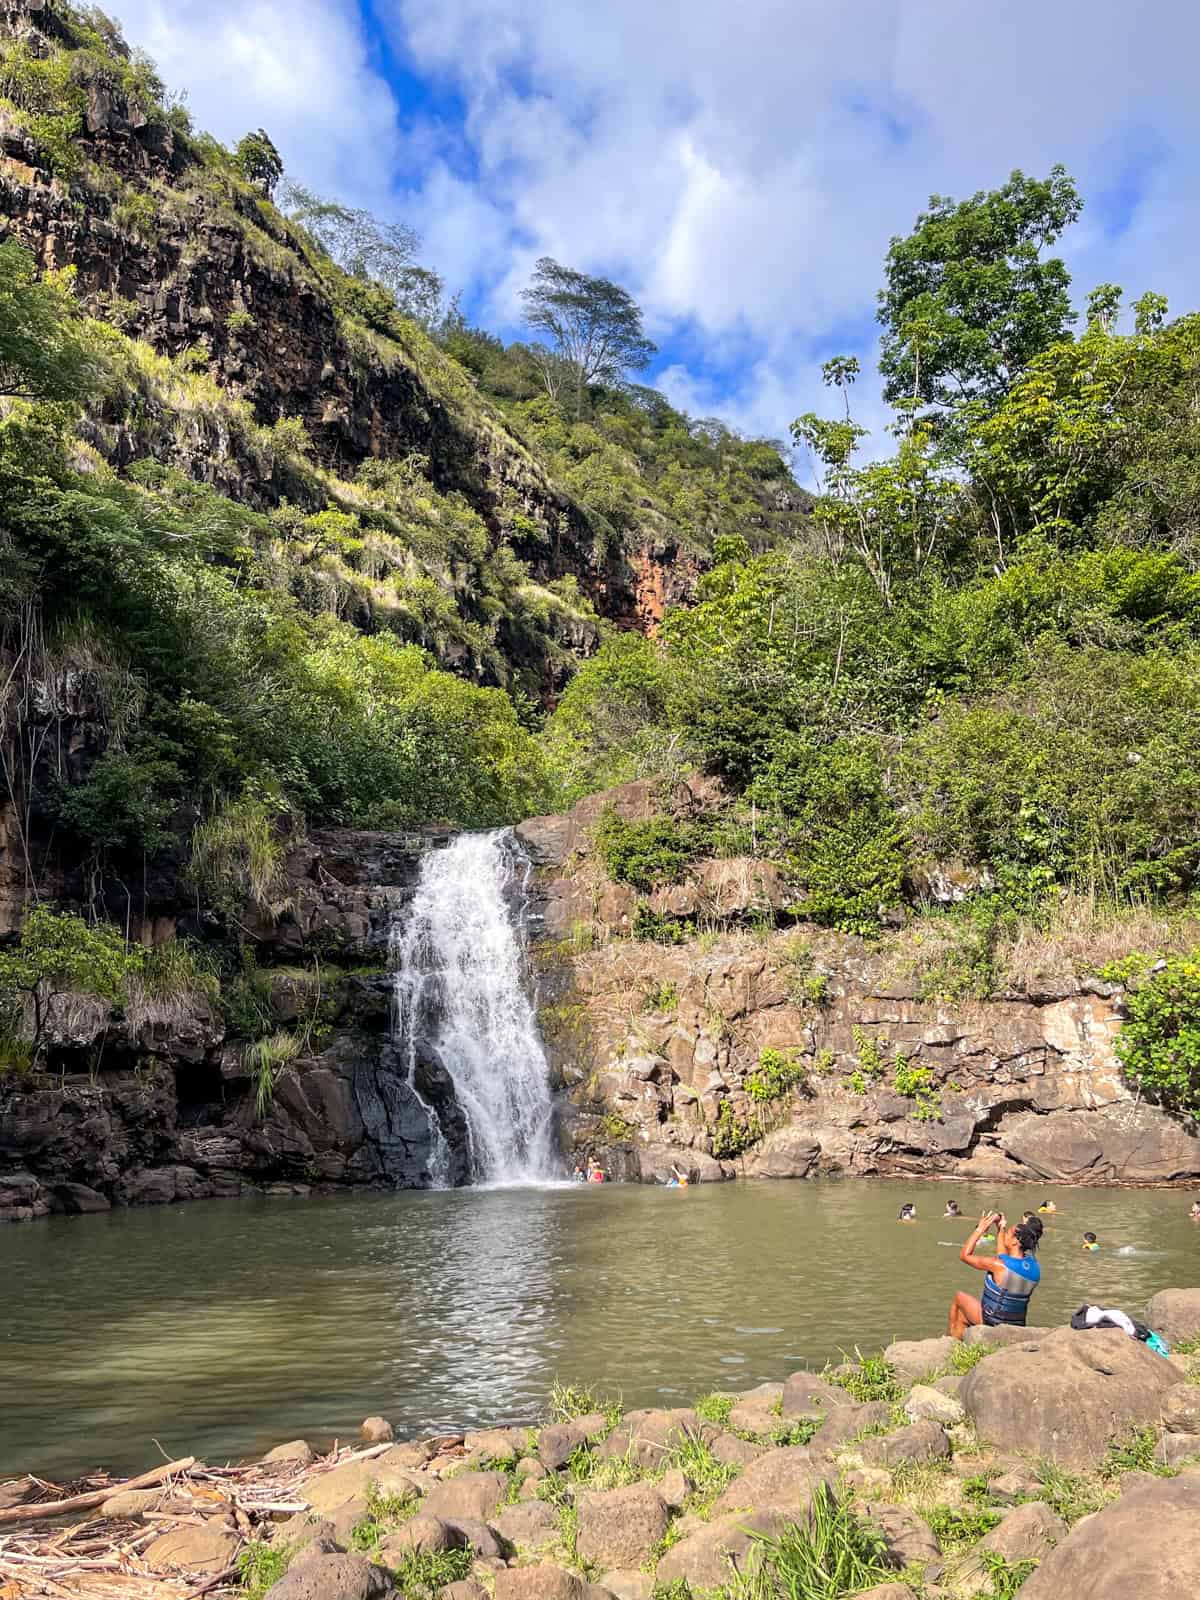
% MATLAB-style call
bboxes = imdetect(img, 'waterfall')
[390,829,560,1186]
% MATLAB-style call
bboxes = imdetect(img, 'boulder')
[865,1504,939,1566]
[781,1372,854,1418]
[1161,1383,1200,1433]
[539,1422,585,1470]
[443,1518,503,1558]
[378,1514,457,1556]
[711,1446,825,1515]
[289,1536,342,1570]
[421,1472,508,1522]
[749,1128,821,1180]
[883,1336,955,1381]
[861,1422,949,1469]
[598,1572,654,1600]
[576,1482,669,1568]
[987,1466,1042,1504]
[493,1564,599,1600]
[263,1553,393,1600]
[443,1584,487,1600]
[1157,1433,1200,1467]
[710,1431,767,1467]
[144,1521,240,1575]
[360,1417,394,1445]
[464,1427,527,1462]
[659,1468,691,1509]
[1146,1288,1200,1346]
[304,1461,384,1514]
[264,1440,315,1466]
[850,1588,918,1600]
[903,1384,965,1426]
[493,1501,560,1553]
[977,1501,1066,1564]
[809,1401,893,1459]
[379,1440,438,1471]
[599,1409,707,1469]
[655,1510,787,1590]
[959,1327,1179,1468]
[728,1383,783,1436]
[1017,1474,1200,1599]
[932,1376,963,1398]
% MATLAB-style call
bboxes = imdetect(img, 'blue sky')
[117,0,1200,451]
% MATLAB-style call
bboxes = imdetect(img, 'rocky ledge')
[517,782,1200,1189]
[5,1288,1200,1600]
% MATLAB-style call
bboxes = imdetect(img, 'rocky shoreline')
[4,1290,1200,1600]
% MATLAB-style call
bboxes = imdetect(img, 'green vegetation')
[1111,952,1200,1118]
[732,1489,892,1600]
[238,1540,291,1600]
[547,1381,622,1427]
[694,1392,736,1427]
[925,1503,1001,1551]
[746,1049,807,1103]
[385,1549,474,1594]
[349,1481,420,1553]
[0,906,138,1066]
[828,1353,903,1404]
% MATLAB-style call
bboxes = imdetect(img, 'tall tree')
[521,257,656,413]
[0,241,96,403]
[282,184,444,325]
[878,165,1082,414]
[233,129,284,198]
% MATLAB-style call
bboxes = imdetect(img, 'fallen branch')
[0,1457,196,1528]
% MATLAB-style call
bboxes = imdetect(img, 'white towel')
[1084,1305,1137,1338]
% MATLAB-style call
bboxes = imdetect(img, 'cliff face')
[0,828,470,1221]
[517,785,1200,1188]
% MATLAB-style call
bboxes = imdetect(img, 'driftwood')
[0,1457,195,1528]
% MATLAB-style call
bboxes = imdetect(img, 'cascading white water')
[390,829,560,1186]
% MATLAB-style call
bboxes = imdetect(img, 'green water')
[2,1178,1197,1479]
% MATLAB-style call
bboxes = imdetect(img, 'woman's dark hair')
[1013,1217,1043,1253]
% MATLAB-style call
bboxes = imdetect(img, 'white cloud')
[111,0,401,203]
[109,0,1200,447]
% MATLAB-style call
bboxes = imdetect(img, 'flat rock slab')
[781,1372,854,1418]
[264,1553,393,1600]
[963,1323,1050,1348]
[144,1521,239,1576]
[655,1510,787,1590]
[960,1326,1179,1469]
[884,1336,956,1381]
[576,1482,669,1568]
[1018,1474,1200,1599]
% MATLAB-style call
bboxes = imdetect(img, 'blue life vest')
[981,1254,1040,1326]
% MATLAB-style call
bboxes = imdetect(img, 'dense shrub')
[1113,953,1200,1119]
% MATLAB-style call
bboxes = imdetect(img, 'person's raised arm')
[960,1212,1002,1273]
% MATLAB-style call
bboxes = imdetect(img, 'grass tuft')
[729,1487,893,1600]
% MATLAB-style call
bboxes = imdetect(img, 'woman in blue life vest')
[948,1211,1043,1339]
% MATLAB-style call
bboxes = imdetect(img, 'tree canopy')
[521,257,656,411]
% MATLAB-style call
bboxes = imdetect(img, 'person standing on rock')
[948,1212,1043,1339]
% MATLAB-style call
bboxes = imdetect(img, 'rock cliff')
[517,784,1200,1188]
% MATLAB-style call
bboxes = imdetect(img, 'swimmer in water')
[1037,1199,1057,1214]
[1191,1201,1200,1221]
[898,1202,917,1222]
[944,1200,961,1218]
[1082,1231,1099,1251]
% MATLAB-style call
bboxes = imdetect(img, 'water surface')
[2,1178,1196,1478]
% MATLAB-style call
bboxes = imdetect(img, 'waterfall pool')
[3,1177,1196,1478]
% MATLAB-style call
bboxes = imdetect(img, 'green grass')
[925,1504,1002,1552]
[1100,1426,1176,1480]
[765,1418,820,1448]
[827,1352,903,1403]
[349,1482,419,1552]
[979,1551,1039,1599]
[729,1488,893,1600]
[565,1441,645,1491]
[669,1435,738,1515]
[1033,1461,1108,1524]
[238,1541,291,1600]
[549,1380,622,1427]
[694,1393,736,1427]
[387,1549,474,1595]
[950,1341,991,1375]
